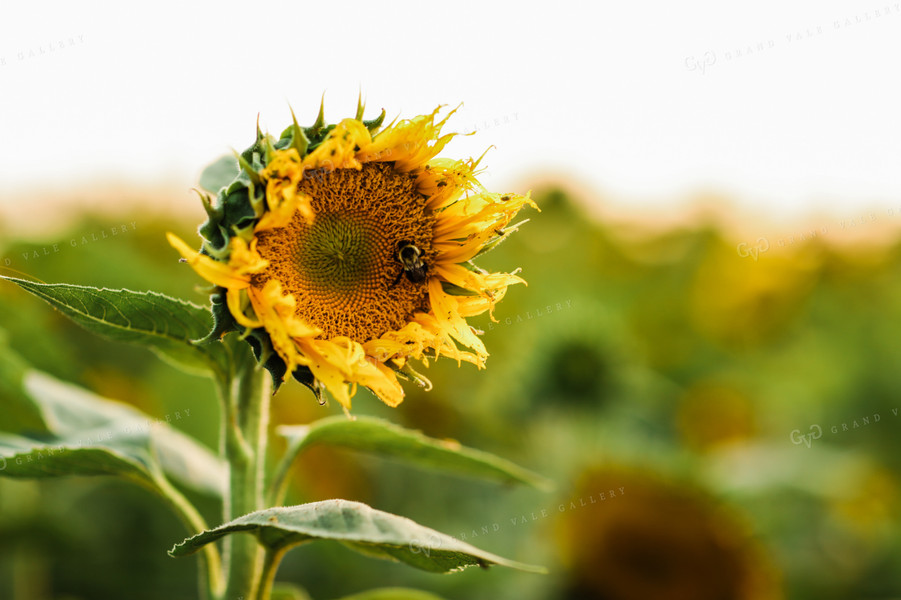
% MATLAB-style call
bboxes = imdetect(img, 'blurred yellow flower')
[677,381,756,451]
[170,104,535,410]
[690,242,818,347]
[829,466,898,540]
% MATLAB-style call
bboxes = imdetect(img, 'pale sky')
[2,0,900,221]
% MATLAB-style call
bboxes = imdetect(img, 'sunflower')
[169,100,536,410]
[556,466,782,600]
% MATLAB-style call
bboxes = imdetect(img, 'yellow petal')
[353,357,404,407]
[360,106,459,172]
[227,288,262,328]
[427,278,486,357]
[297,338,356,409]
[262,149,315,226]
[167,233,251,290]
[302,118,373,171]
[456,290,507,318]
[247,280,319,374]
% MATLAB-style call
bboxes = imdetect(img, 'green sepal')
[309,96,326,136]
[298,98,337,153]
[363,108,386,132]
[291,366,320,402]
[239,132,269,167]
[235,153,263,188]
[459,260,492,275]
[385,361,433,393]
[439,281,482,297]
[355,92,365,120]
[304,124,336,154]
[255,113,265,145]
[244,328,320,402]
[198,189,222,222]
[286,106,310,156]
[245,330,285,391]
[274,114,335,157]
[196,288,240,344]
[222,186,257,234]
[198,192,228,254]
[260,134,279,168]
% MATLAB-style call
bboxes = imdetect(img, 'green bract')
[193,100,386,392]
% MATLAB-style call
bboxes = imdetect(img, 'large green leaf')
[199,154,240,193]
[0,432,152,483]
[0,277,231,379]
[0,368,225,498]
[332,589,448,600]
[170,500,545,575]
[276,416,551,490]
[0,331,45,432]
[0,356,224,597]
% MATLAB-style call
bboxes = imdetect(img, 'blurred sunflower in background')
[677,380,757,452]
[556,466,782,600]
[169,102,536,410]
[689,244,819,349]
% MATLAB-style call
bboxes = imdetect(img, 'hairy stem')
[267,431,308,507]
[153,474,223,600]
[256,546,289,600]
[219,347,271,600]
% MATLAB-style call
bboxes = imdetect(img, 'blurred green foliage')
[2,188,901,599]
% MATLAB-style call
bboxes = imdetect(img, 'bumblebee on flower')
[169,99,536,411]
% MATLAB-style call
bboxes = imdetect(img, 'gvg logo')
[408,532,443,557]
[684,51,716,74]
[790,424,823,448]
[736,237,770,261]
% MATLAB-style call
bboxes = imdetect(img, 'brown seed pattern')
[254,162,436,342]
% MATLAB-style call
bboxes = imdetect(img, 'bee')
[392,240,428,286]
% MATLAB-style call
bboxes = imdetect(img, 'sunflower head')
[556,466,782,600]
[170,98,536,411]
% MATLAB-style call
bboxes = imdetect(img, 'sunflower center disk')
[303,215,373,290]
[255,162,436,342]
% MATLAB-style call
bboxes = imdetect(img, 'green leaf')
[0,432,152,484]
[170,500,546,575]
[0,331,45,433]
[0,277,231,379]
[199,154,240,193]
[0,368,225,499]
[332,588,448,600]
[271,583,313,600]
[151,424,226,498]
[277,416,551,490]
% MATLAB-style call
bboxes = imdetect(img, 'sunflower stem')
[219,344,271,600]
[267,428,309,507]
[151,474,223,600]
[255,546,289,600]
